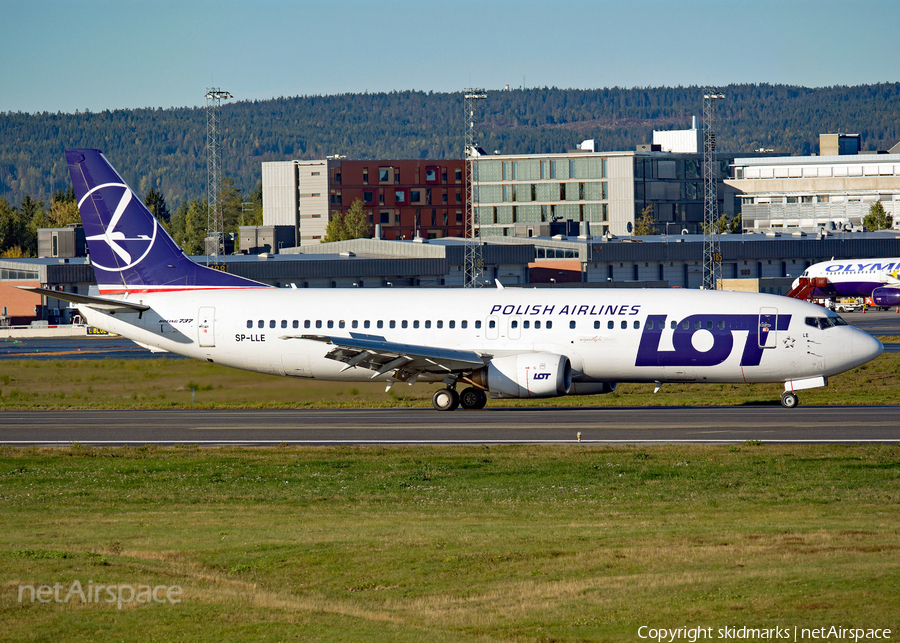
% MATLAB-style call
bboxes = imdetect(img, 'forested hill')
[2,83,900,210]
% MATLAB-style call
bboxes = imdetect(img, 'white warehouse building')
[727,135,900,233]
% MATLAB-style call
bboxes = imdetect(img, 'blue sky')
[2,0,898,114]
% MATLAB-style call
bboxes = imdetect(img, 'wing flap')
[281,333,488,377]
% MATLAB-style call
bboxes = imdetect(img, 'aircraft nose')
[852,330,884,363]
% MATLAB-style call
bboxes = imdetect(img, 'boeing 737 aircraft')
[26,150,884,410]
[791,258,900,307]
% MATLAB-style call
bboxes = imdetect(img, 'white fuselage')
[78,287,881,388]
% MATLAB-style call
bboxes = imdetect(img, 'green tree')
[632,204,658,235]
[169,198,207,255]
[144,187,171,224]
[324,199,370,242]
[863,201,893,231]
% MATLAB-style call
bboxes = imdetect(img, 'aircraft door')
[758,307,778,349]
[198,307,216,347]
[486,315,499,340]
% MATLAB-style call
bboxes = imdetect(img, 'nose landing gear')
[780,391,799,409]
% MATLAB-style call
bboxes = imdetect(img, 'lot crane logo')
[81,182,158,272]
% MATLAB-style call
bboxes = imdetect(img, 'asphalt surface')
[2,406,897,445]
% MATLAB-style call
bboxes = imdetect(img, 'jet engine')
[469,353,572,398]
[872,286,900,307]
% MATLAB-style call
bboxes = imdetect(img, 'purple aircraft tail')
[66,149,266,295]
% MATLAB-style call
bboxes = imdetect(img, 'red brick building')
[328,160,466,240]
[262,158,467,244]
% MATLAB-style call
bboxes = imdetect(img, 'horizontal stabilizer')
[17,286,150,313]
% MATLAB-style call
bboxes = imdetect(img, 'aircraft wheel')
[459,387,488,410]
[780,392,799,409]
[432,388,460,411]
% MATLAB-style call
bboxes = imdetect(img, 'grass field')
[0,350,898,410]
[1,443,898,642]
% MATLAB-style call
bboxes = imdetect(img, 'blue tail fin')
[66,149,266,294]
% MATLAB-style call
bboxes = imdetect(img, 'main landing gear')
[431,386,488,411]
[780,391,799,409]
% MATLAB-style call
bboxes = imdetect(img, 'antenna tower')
[702,89,725,290]
[464,89,487,288]
[206,88,232,264]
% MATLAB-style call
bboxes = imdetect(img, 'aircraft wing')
[281,333,489,378]
[17,286,150,313]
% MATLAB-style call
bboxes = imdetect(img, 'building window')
[425,167,438,183]
[363,191,374,204]
[379,167,391,183]
[455,168,462,182]
[395,189,406,204]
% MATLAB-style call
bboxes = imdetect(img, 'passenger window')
[281,320,287,328]
[269,320,276,329]
[364,320,370,329]
[339,320,345,329]
[546,321,553,329]
[534,320,541,329]
[523,320,529,329]
[634,320,640,329]
[390,320,396,329]
[352,320,358,329]
[402,320,408,329]
[489,320,496,329]
[671,321,677,329]
[327,320,334,329]
[682,321,689,330]
[706,321,712,330]
[645,320,653,330]
[511,320,518,329]
[315,320,322,329]
[462,320,468,329]
[425,320,432,329]
[304,320,311,329]
[569,320,576,329]
[293,320,299,329]
[475,320,482,329]
[718,320,725,330]
[246,320,252,328]
[377,320,383,329]
[608,320,614,329]
[621,321,627,329]
[258,320,264,329]
[437,320,443,329]
[449,320,455,329]
[414,320,420,329]
[695,321,701,330]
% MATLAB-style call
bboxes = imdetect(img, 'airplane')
[24,149,884,410]
[790,258,900,308]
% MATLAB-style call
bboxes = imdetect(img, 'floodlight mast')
[702,90,725,290]
[206,88,232,265]
[464,89,487,288]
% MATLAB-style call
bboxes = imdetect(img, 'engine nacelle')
[471,353,572,398]
[568,381,617,396]
[872,286,900,307]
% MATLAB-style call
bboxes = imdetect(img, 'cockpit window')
[805,315,848,330]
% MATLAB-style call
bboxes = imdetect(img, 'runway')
[2,406,897,446]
